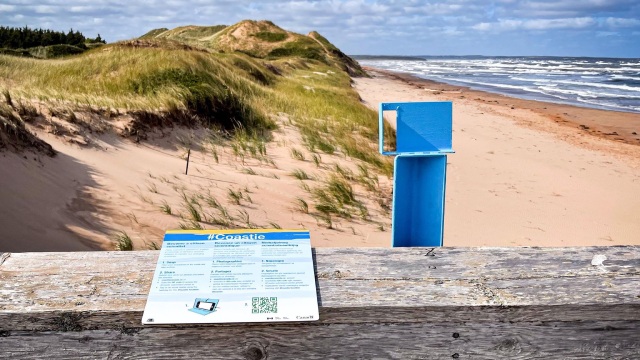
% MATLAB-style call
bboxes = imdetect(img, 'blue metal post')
[379,102,454,247]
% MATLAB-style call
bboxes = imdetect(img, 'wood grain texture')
[1,247,639,359]
[1,321,638,359]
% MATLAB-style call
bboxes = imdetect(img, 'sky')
[1,0,639,58]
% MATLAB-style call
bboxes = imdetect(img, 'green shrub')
[128,67,269,131]
[253,32,287,42]
[231,56,274,85]
[27,45,85,59]
[131,68,205,94]
[267,39,326,62]
[0,48,32,57]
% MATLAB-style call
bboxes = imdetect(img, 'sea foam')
[358,56,640,113]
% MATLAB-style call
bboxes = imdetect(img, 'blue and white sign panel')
[142,229,319,324]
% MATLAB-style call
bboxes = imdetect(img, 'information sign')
[142,229,319,324]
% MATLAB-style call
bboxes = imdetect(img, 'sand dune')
[0,119,393,252]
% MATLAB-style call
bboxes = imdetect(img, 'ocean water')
[357,56,640,114]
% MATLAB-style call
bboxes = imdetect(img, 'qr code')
[252,297,277,314]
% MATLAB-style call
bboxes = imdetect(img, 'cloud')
[33,5,56,14]
[472,23,492,31]
[473,17,597,31]
[0,0,639,56]
[605,17,640,27]
[506,0,638,18]
[596,31,619,37]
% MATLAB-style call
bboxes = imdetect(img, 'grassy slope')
[308,31,367,76]
[149,21,289,57]
[138,28,170,39]
[0,42,272,130]
[147,20,367,76]
[144,25,228,43]
[0,21,391,172]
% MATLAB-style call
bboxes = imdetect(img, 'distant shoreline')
[351,55,426,61]
[352,55,640,61]
[357,57,640,115]
[362,66,640,148]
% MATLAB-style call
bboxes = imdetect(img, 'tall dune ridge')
[0,21,394,252]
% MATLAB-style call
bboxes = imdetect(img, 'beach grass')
[290,148,305,161]
[178,220,204,230]
[146,241,161,250]
[261,63,394,175]
[309,173,371,221]
[227,188,243,205]
[0,25,394,173]
[113,231,134,251]
[290,168,312,180]
[0,44,274,132]
[295,197,309,214]
[160,200,172,215]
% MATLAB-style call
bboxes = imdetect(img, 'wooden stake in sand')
[185,149,191,175]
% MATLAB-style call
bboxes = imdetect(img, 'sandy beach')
[1,67,639,251]
[355,68,640,247]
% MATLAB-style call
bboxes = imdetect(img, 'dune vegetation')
[0,20,393,172]
[0,20,396,250]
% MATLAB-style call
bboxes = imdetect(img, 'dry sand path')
[354,70,640,247]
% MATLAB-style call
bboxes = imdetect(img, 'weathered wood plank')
[2,302,640,332]
[1,321,638,359]
[8,269,637,314]
[1,247,639,358]
[2,247,638,311]
[4,246,638,282]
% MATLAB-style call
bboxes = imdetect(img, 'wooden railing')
[1,247,639,359]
